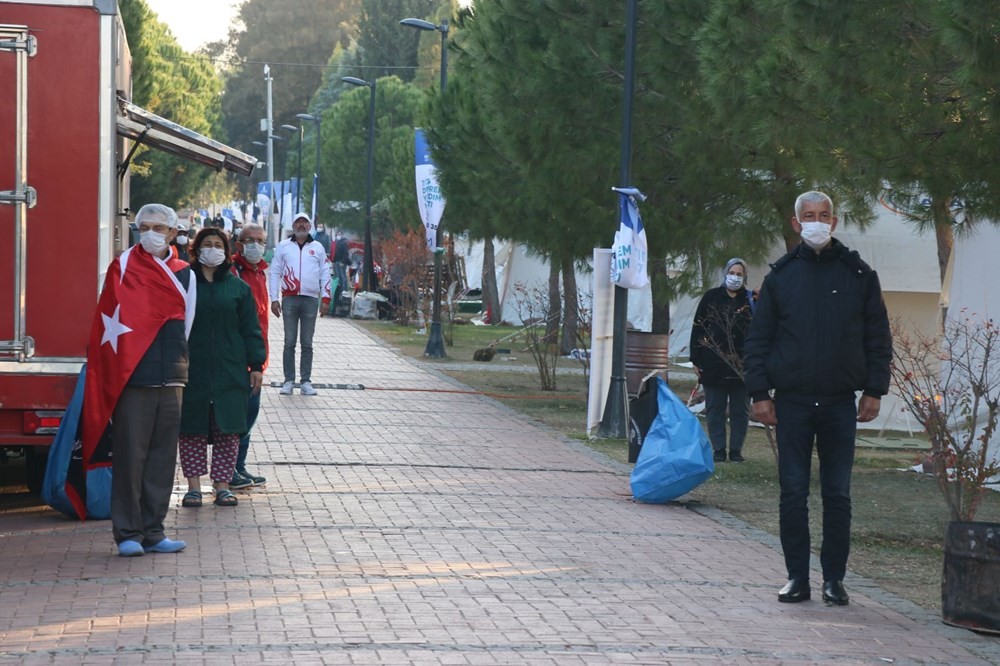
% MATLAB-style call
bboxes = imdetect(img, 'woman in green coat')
[179,228,265,508]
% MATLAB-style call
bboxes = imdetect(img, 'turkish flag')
[65,246,193,520]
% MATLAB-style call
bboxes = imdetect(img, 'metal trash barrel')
[942,520,1000,634]
[625,330,670,397]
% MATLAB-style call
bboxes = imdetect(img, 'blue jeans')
[236,387,261,472]
[703,383,748,455]
[282,295,318,383]
[775,397,857,582]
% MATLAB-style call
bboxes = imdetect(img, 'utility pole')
[265,64,277,250]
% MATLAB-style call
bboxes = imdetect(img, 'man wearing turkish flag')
[70,204,196,557]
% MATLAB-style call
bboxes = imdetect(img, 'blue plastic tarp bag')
[41,365,112,520]
[630,377,714,503]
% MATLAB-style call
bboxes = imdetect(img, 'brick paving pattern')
[1,318,998,664]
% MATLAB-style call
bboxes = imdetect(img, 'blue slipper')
[144,538,187,554]
[118,540,144,557]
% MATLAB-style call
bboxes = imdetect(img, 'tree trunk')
[545,259,561,344]
[559,254,579,355]
[481,236,502,324]
[931,198,954,286]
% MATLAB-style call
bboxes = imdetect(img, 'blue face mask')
[725,274,744,291]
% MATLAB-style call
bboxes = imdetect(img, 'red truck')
[0,1,255,492]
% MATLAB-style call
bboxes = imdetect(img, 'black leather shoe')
[729,452,746,463]
[822,580,849,606]
[713,450,727,463]
[778,578,811,603]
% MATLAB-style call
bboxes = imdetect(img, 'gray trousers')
[110,386,182,547]
[282,295,318,383]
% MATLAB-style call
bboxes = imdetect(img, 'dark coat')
[180,264,266,435]
[743,239,893,403]
[689,286,753,386]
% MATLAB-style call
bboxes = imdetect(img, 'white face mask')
[725,274,744,291]
[241,241,265,264]
[139,230,168,255]
[175,235,189,246]
[799,221,833,249]
[199,247,226,267]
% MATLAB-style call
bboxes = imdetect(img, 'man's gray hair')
[134,203,178,228]
[239,222,266,240]
[794,191,835,219]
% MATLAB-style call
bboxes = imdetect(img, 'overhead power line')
[159,51,438,72]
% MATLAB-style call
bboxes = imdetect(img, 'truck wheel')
[25,446,50,495]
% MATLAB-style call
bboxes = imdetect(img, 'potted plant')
[889,312,1000,633]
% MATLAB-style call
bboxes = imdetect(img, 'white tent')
[942,221,1000,461]
[456,237,652,330]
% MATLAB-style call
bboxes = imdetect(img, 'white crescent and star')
[100,305,133,353]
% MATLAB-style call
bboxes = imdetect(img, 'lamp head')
[342,76,370,87]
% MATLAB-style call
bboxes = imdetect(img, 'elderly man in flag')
[73,203,196,556]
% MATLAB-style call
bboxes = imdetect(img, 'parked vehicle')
[0,1,255,492]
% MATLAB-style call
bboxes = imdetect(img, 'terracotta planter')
[942,520,1000,634]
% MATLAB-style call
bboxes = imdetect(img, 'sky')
[144,0,241,52]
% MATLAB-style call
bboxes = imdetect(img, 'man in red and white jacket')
[269,213,331,396]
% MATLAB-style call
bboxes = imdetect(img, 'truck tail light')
[23,411,64,435]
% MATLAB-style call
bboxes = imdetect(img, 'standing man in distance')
[230,223,270,488]
[743,190,892,606]
[314,223,332,258]
[269,213,331,396]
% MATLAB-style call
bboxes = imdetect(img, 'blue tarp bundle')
[41,366,112,520]
[630,377,714,503]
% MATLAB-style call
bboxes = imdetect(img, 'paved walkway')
[1,318,998,664]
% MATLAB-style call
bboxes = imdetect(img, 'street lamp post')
[280,124,302,214]
[401,16,449,358]
[251,140,269,224]
[342,76,377,293]
[597,0,639,439]
[296,113,322,224]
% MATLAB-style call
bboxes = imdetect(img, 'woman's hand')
[250,371,264,394]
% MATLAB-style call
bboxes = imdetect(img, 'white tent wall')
[455,237,652,330]
[944,222,1000,462]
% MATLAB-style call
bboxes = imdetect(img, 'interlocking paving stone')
[1,318,998,665]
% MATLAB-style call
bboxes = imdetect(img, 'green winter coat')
[180,264,266,435]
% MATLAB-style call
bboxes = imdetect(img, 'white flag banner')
[610,186,649,289]
[415,128,445,250]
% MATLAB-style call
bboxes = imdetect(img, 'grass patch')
[358,319,1000,612]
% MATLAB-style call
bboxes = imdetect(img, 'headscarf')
[722,257,748,286]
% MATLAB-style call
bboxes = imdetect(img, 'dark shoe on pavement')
[729,452,746,463]
[713,450,727,463]
[778,578,811,603]
[238,468,267,485]
[822,580,849,606]
[229,472,253,490]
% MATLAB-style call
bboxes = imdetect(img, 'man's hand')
[857,395,881,423]
[319,298,331,317]
[270,300,281,318]
[250,371,264,394]
[693,365,702,378]
[752,399,777,426]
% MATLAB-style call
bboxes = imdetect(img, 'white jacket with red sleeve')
[268,236,332,302]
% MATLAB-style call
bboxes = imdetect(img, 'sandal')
[213,489,238,507]
[181,490,202,508]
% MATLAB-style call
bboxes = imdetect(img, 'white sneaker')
[279,381,294,395]
[300,382,317,396]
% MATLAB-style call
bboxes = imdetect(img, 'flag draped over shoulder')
[65,246,192,520]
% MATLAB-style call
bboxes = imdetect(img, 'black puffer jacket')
[689,286,754,386]
[743,239,892,403]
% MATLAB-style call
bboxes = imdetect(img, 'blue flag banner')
[414,129,445,250]
[610,186,649,289]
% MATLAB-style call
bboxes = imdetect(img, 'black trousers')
[775,396,857,582]
[110,386,182,547]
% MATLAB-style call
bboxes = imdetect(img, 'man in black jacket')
[743,191,892,606]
